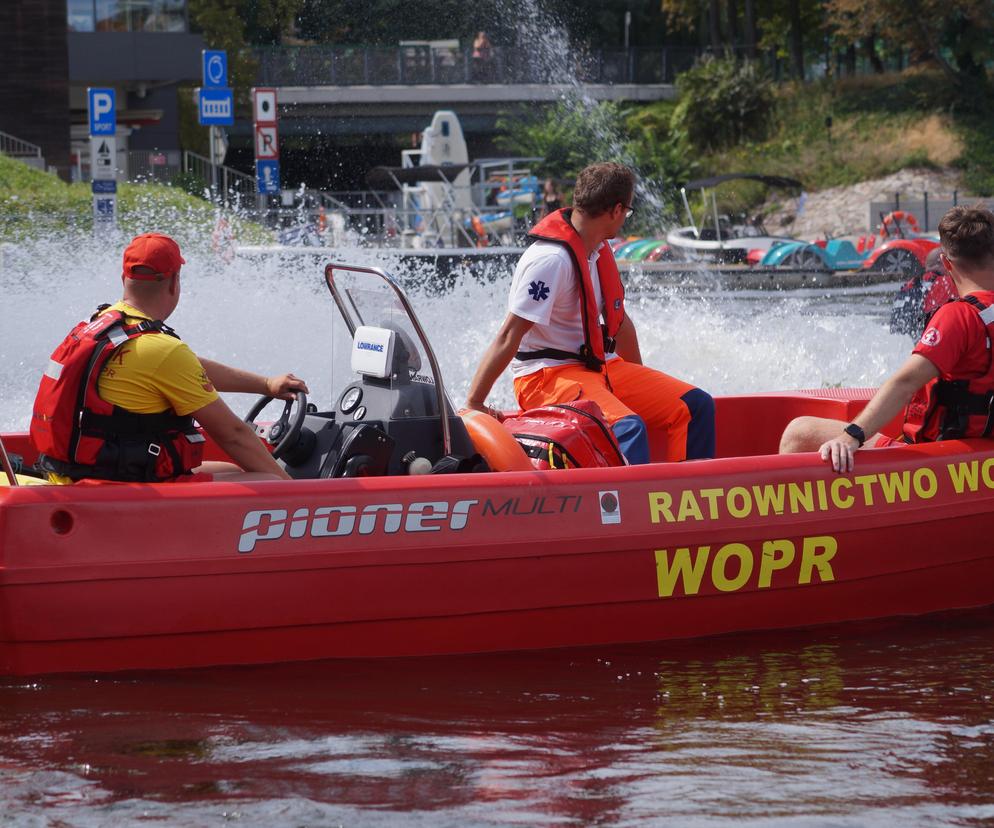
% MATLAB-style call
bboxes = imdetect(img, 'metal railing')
[127,150,181,183]
[255,45,683,86]
[0,130,42,159]
[869,193,992,234]
[182,151,257,206]
[268,203,529,249]
[254,43,937,88]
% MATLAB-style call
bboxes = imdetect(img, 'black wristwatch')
[843,423,866,447]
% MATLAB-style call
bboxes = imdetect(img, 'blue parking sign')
[202,50,228,88]
[88,88,116,136]
[256,160,280,194]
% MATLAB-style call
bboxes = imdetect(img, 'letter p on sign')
[88,88,116,136]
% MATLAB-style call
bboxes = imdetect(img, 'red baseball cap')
[122,233,185,280]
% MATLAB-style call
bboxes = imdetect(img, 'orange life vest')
[516,208,625,372]
[903,295,994,442]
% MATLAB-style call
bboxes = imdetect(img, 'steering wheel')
[244,393,308,461]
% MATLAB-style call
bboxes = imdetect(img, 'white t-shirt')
[508,240,618,378]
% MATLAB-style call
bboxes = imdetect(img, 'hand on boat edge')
[818,435,860,473]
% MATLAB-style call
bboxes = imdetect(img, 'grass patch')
[681,69,980,212]
[0,154,272,245]
[705,73,964,189]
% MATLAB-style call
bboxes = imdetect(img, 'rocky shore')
[764,167,969,239]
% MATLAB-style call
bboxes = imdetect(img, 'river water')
[3,236,993,826]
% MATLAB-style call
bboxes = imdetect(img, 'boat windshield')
[324,264,451,431]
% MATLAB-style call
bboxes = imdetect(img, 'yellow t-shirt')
[97,301,219,416]
[46,302,219,485]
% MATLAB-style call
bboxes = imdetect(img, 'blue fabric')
[681,387,716,460]
[612,415,650,465]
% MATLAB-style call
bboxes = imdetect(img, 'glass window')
[93,0,187,32]
[145,0,187,32]
[95,0,128,31]
[67,0,95,31]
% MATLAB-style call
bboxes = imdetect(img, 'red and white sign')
[254,125,279,159]
[253,88,278,125]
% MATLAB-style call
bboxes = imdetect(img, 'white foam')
[0,236,909,432]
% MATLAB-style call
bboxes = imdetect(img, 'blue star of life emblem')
[528,280,550,301]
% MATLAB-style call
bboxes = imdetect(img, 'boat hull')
[3,390,994,675]
[666,227,800,263]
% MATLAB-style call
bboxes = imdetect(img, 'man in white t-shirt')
[465,162,714,463]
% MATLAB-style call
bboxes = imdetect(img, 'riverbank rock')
[764,167,967,240]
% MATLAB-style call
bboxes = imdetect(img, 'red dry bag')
[501,399,627,470]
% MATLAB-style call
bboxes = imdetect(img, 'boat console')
[246,264,477,479]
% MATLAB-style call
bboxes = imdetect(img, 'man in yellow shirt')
[32,233,307,483]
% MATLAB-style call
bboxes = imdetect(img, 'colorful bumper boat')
[2,263,993,676]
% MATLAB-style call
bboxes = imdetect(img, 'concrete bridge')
[251,44,684,138]
[273,82,676,137]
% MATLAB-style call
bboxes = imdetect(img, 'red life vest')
[516,208,625,372]
[30,307,206,482]
[903,295,994,442]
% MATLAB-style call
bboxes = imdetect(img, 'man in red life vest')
[31,233,308,483]
[781,205,994,471]
[465,162,715,463]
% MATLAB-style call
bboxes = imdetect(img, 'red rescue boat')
[1,264,993,676]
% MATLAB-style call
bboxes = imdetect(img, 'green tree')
[495,99,697,219]
[826,0,994,91]
[495,101,631,180]
[187,0,255,87]
[671,55,775,150]
[245,0,304,44]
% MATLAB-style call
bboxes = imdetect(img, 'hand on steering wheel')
[244,392,308,461]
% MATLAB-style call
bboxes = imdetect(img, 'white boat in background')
[666,174,804,264]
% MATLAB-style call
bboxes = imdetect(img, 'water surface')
[1,612,993,826]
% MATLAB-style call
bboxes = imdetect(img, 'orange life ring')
[470,215,489,248]
[459,409,532,471]
[317,206,327,234]
[879,210,920,238]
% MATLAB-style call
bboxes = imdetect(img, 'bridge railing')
[255,45,696,86]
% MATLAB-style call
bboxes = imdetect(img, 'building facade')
[0,1,72,177]
[0,1,204,179]
[67,0,204,176]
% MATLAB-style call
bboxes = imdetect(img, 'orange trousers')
[513,358,698,462]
